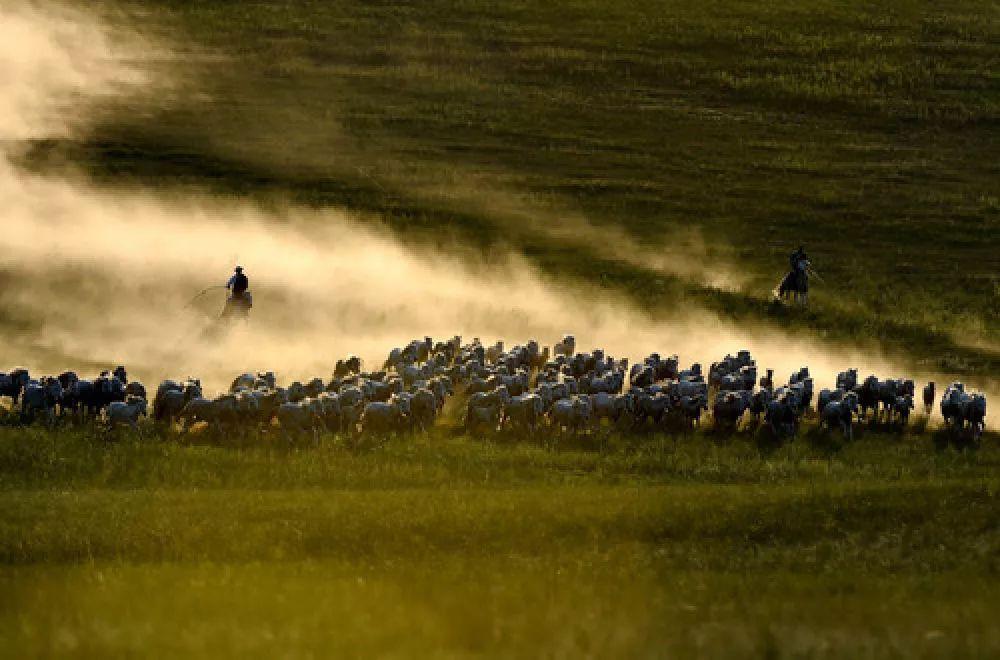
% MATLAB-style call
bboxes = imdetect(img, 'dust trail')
[0,2,150,141]
[413,177,747,292]
[0,163,772,387]
[4,161,995,428]
[0,2,995,426]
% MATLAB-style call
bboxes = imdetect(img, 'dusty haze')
[0,2,995,425]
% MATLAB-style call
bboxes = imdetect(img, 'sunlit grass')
[1,424,999,656]
[0,424,997,490]
[6,559,998,657]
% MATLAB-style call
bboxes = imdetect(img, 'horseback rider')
[777,245,810,305]
[226,266,249,299]
[222,266,252,320]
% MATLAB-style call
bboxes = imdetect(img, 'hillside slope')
[15,0,1000,375]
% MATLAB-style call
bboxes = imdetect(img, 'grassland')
[1,423,999,657]
[4,1,1000,656]
[24,0,997,378]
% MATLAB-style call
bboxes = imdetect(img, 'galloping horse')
[777,261,809,305]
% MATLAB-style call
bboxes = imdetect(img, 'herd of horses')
[0,335,989,447]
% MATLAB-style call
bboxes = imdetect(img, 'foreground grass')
[1,424,998,490]
[1,426,999,656]
[3,478,999,567]
[4,560,999,657]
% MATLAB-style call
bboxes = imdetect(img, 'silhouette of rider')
[227,266,249,299]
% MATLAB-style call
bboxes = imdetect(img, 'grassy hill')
[22,0,1000,376]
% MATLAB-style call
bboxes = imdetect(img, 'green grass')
[8,560,998,657]
[1,425,999,656]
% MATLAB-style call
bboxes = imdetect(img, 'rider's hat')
[234,265,244,273]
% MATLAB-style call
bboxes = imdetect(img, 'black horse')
[777,266,809,305]
[0,369,31,406]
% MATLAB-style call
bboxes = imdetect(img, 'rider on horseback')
[777,245,811,305]
[227,266,249,298]
[223,266,252,320]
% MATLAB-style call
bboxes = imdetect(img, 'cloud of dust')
[0,2,149,141]
[0,162,758,389]
[0,2,995,426]
[414,178,747,292]
[4,162,995,426]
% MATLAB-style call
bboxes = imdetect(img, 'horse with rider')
[777,245,813,305]
[222,266,253,321]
